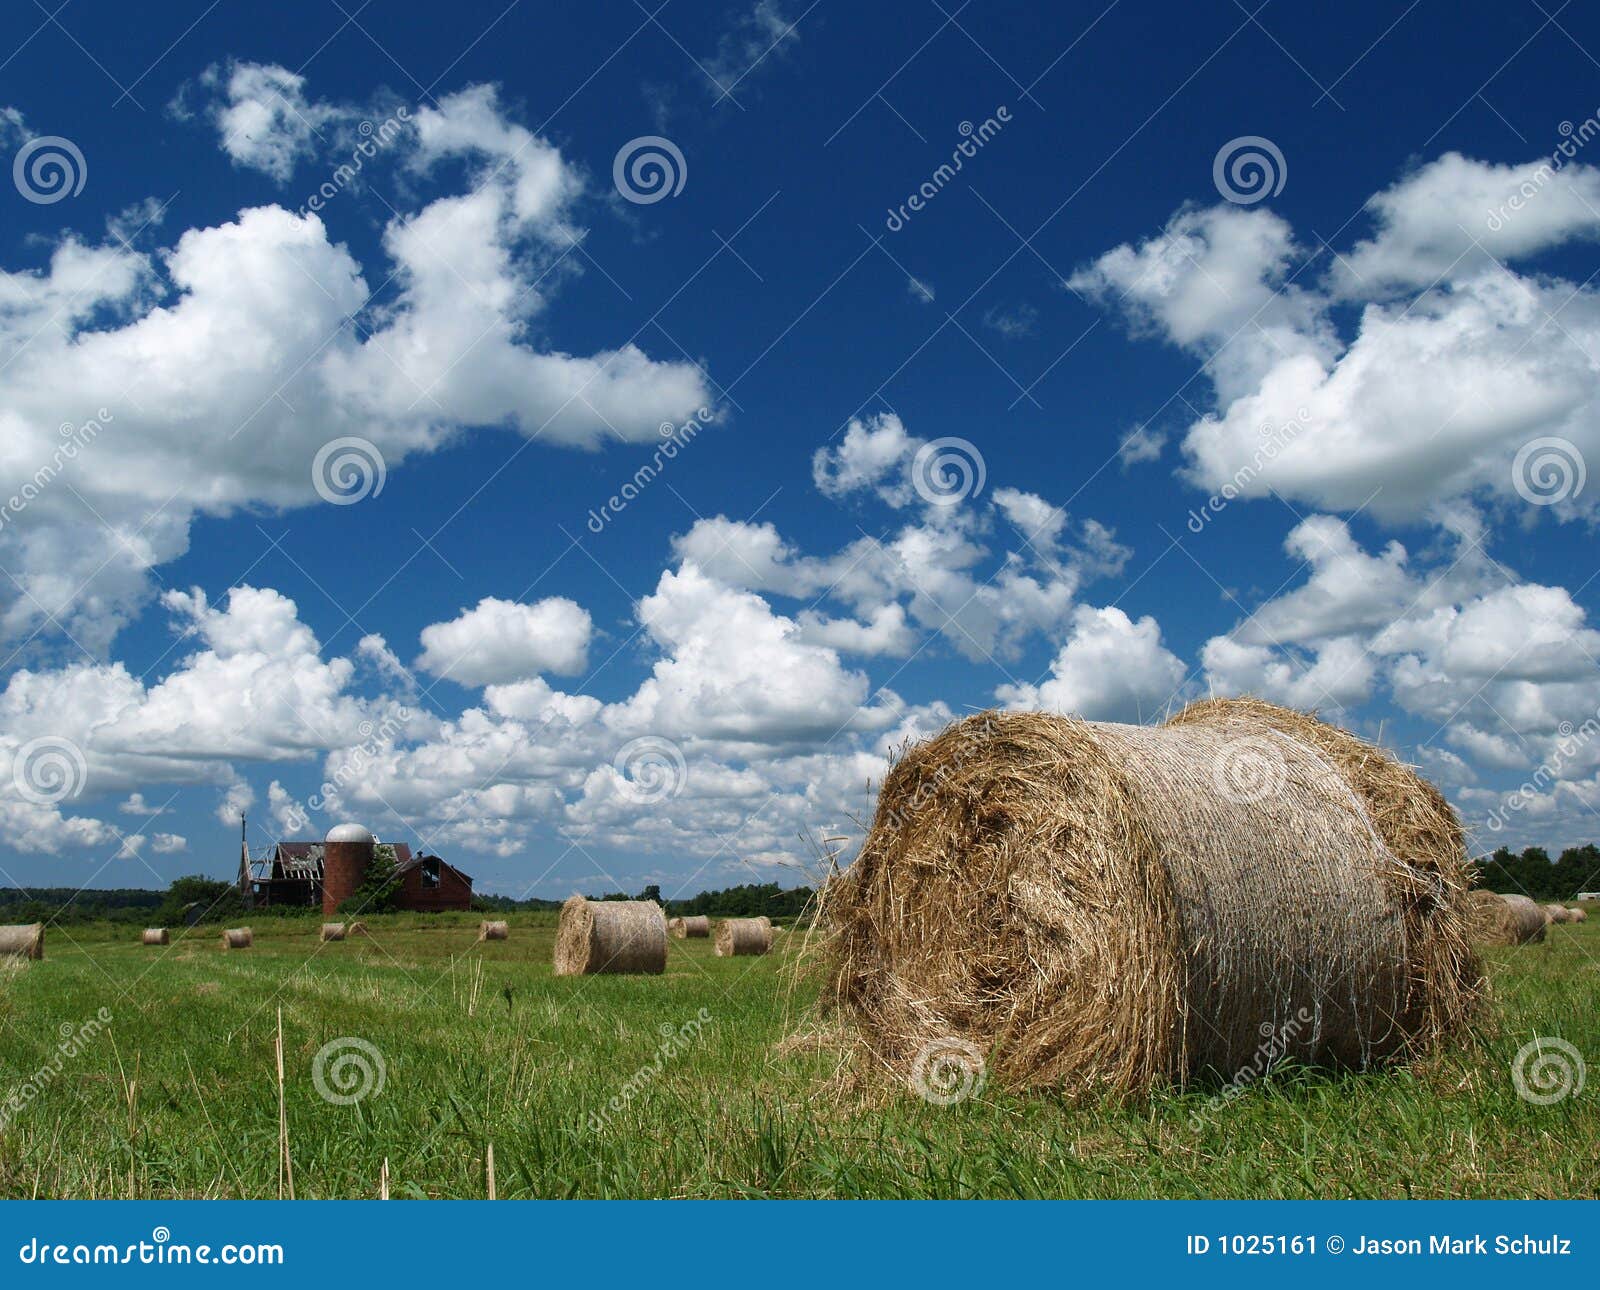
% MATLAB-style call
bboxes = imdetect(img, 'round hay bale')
[347,921,369,936]
[715,916,773,957]
[0,923,44,960]
[553,898,666,975]
[478,920,509,942]
[668,915,711,939]
[1498,894,1548,943]
[1466,889,1521,946]
[1542,903,1571,925]
[1570,906,1588,923]
[321,922,347,942]
[220,927,253,949]
[821,707,1481,1096]
[1167,697,1480,1038]
[140,928,169,946]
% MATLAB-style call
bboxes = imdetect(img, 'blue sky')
[3,0,1600,897]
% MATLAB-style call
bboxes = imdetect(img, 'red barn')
[393,853,475,912]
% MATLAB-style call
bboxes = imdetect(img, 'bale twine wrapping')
[716,917,773,957]
[321,923,347,942]
[220,927,253,949]
[821,706,1480,1095]
[478,920,509,942]
[668,915,711,939]
[0,923,44,960]
[140,928,169,946]
[553,898,666,975]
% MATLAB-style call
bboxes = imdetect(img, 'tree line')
[1476,845,1600,901]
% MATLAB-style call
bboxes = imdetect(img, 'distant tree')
[156,876,243,926]
[636,884,663,905]
[338,853,402,915]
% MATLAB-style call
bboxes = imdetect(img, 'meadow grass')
[0,913,1595,1198]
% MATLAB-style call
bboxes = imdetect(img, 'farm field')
[0,914,1596,1199]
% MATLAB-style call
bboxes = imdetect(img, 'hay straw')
[478,920,509,942]
[553,898,666,975]
[321,923,347,942]
[817,703,1480,1097]
[140,928,169,946]
[715,917,773,957]
[668,915,711,939]
[220,927,253,949]
[0,923,44,960]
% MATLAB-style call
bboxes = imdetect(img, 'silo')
[322,822,375,916]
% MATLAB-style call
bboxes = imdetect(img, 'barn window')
[422,857,441,889]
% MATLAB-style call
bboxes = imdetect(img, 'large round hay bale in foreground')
[553,898,666,975]
[140,928,168,946]
[220,927,253,949]
[478,920,508,942]
[321,923,346,942]
[715,917,773,957]
[0,923,44,960]
[821,704,1481,1096]
[668,915,711,939]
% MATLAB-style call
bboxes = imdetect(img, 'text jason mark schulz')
[1354,1234,1571,1256]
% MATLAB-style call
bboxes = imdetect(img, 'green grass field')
[0,913,1595,1199]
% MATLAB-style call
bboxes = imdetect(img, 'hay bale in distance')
[1570,906,1588,924]
[478,920,509,942]
[668,915,711,939]
[1499,894,1548,943]
[821,704,1480,1096]
[348,921,369,936]
[1543,903,1571,925]
[321,922,347,942]
[140,928,169,946]
[553,898,666,975]
[715,916,773,957]
[0,923,44,960]
[1466,889,1522,946]
[220,927,253,950]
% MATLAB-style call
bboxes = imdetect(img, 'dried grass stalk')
[819,703,1481,1097]
[668,915,711,939]
[553,898,666,975]
[0,923,44,960]
[140,928,169,946]
[715,917,773,957]
[321,923,347,942]
[221,927,253,949]
[478,920,509,942]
